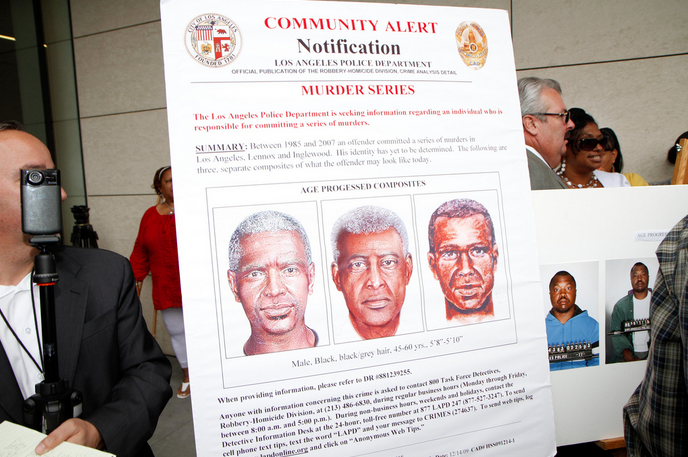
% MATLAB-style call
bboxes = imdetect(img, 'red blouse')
[130,206,182,310]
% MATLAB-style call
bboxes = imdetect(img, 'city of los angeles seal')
[455,21,487,70]
[185,14,241,67]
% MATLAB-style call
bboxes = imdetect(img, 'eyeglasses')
[577,137,608,151]
[531,111,570,123]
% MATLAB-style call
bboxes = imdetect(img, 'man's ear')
[427,252,439,280]
[307,262,315,295]
[331,262,343,291]
[405,254,414,285]
[492,243,499,270]
[522,115,538,136]
[227,270,241,302]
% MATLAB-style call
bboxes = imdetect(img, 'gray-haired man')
[228,211,317,355]
[518,77,575,190]
[331,206,413,339]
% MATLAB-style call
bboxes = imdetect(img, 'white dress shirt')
[0,272,45,399]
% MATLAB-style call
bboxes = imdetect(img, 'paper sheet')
[0,421,114,457]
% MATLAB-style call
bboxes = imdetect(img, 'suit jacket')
[526,149,567,190]
[0,246,172,457]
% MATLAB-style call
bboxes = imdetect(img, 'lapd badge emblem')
[455,21,487,70]
[185,14,241,67]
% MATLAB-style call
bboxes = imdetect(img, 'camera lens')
[27,170,44,186]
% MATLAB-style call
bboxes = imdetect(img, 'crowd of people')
[518,77,685,190]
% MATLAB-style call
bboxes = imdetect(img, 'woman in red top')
[130,166,189,398]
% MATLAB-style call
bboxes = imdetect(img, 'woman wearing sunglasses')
[556,108,631,188]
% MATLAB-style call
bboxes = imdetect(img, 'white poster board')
[532,185,688,445]
[160,1,555,456]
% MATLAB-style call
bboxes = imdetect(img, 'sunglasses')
[577,137,608,151]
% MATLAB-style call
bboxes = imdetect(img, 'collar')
[628,289,652,298]
[526,146,552,169]
[0,272,33,300]
[549,304,585,319]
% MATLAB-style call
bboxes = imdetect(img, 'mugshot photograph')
[540,264,600,371]
[604,258,657,364]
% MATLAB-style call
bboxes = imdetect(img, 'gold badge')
[456,22,487,70]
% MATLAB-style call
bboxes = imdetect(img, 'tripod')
[23,235,83,434]
[70,205,99,248]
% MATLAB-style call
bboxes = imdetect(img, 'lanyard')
[0,270,44,374]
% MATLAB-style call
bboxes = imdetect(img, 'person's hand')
[35,418,103,454]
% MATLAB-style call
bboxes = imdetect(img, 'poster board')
[160,1,555,456]
[532,185,688,445]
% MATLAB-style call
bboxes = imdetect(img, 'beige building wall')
[67,0,688,350]
[69,0,171,348]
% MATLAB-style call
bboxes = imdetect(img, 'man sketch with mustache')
[330,205,414,340]
[227,211,318,355]
[427,198,498,324]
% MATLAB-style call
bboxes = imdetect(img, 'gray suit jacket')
[0,246,172,457]
[526,149,567,190]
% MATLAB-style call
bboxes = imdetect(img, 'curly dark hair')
[565,108,598,156]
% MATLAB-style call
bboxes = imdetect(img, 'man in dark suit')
[518,77,574,190]
[0,122,172,456]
